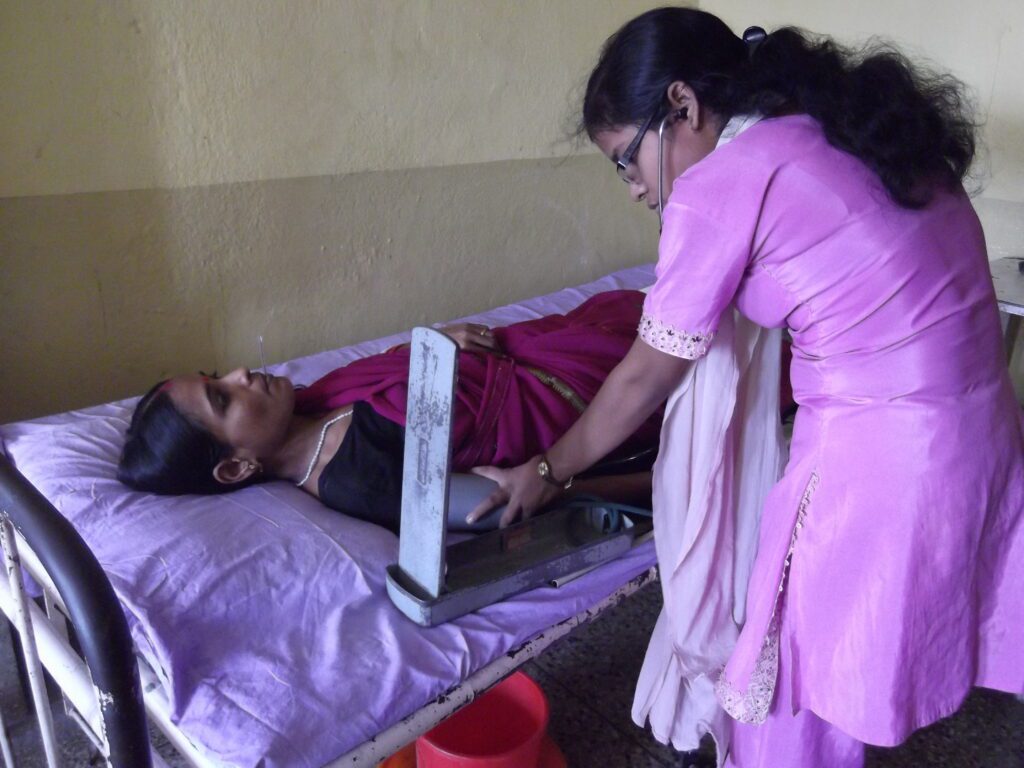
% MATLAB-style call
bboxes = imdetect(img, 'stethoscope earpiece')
[656,111,677,234]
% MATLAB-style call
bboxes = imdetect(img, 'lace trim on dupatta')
[638,314,715,360]
[715,471,820,724]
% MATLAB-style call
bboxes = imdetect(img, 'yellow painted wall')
[2,1,1022,422]
[1,158,657,423]
[1,0,654,196]
[0,1,659,422]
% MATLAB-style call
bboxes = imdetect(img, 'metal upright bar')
[0,514,60,767]
[396,328,458,598]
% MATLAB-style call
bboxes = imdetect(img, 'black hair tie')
[743,26,767,58]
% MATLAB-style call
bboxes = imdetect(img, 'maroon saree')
[293,290,660,469]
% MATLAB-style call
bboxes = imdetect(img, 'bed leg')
[0,514,62,768]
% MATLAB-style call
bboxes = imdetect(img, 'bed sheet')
[0,265,657,768]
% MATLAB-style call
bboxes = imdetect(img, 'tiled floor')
[2,584,1022,766]
[523,584,702,767]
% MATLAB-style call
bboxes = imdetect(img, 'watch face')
[537,459,550,477]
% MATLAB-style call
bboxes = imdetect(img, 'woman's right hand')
[467,458,562,527]
[439,323,502,355]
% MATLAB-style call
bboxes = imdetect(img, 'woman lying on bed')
[117,289,660,531]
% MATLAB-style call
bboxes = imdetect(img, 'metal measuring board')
[392,327,457,600]
[385,328,644,626]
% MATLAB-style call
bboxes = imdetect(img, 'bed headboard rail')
[0,454,151,767]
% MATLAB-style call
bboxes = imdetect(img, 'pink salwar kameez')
[638,114,1024,766]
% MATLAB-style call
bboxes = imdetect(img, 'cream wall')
[0,1,659,423]
[700,0,1024,235]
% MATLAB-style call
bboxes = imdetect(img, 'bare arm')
[468,338,690,526]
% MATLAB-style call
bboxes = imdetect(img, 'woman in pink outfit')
[470,8,1024,767]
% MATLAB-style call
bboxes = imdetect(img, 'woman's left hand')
[467,457,561,527]
[439,323,502,354]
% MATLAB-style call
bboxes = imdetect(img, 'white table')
[991,257,1024,364]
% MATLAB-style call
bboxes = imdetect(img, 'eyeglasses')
[615,105,661,183]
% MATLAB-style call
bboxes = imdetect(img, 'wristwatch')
[537,455,573,490]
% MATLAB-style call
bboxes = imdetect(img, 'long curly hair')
[580,7,977,208]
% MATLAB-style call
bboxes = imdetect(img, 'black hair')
[581,7,977,208]
[117,380,239,496]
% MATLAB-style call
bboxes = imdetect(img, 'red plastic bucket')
[416,672,550,768]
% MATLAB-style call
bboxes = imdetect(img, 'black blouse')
[317,401,405,532]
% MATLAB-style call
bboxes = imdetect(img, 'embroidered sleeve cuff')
[638,314,714,360]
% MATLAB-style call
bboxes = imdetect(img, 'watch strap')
[539,454,573,490]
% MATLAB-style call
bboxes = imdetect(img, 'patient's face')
[166,368,295,459]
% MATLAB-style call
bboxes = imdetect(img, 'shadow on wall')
[0,155,657,424]
[0,190,221,423]
[0,4,218,425]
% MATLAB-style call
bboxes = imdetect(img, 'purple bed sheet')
[1,266,657,768]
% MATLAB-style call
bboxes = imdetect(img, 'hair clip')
[742,26,768,58]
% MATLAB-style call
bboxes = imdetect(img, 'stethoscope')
[652,28,767,233]
[656,112,673,234]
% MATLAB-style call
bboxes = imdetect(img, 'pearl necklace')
[295,409,352,487]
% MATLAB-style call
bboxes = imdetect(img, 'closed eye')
[204,381,229,414]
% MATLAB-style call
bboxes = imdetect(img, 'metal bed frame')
[0,451,657,767]
[0,454,149,767]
